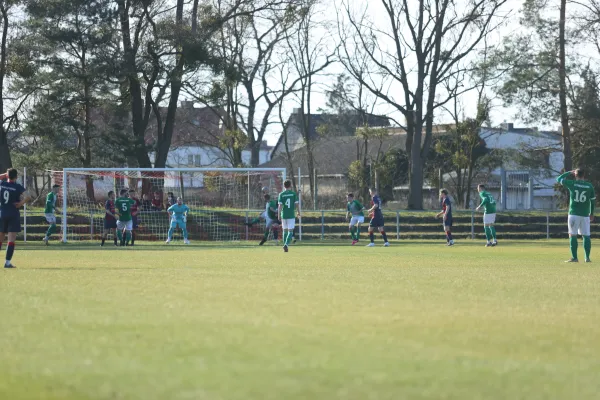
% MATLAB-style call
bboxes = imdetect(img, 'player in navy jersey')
[0,169,30,268]
[436,189,455,246]
[101,191,118,246]
[365,188,390,247]
[129,189,141,246]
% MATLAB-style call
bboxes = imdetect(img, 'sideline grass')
[1,240,599,400]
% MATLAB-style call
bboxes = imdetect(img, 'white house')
[147,103,272,187]
[480,123,563,209]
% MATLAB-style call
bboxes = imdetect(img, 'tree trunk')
[0,139,11,172]
[117,0,152,169]
[559,0,573,172]
[408,154,425,209]
[0,5,12,172]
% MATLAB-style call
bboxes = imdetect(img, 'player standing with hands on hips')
[436,189,454,246]
[476,184,498,247]
[557,169,596,263]
[278,180,300,253]
[0,169,30,268]
[366,188,390,247]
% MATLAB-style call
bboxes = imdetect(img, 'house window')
[194,154,201,166]
[188,154,194,166]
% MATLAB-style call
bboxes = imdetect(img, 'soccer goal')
[54,168,286,243]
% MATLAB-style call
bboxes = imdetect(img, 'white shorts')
[45,214,57,224]
[117,220,133,231]
[281,218,295,230]
[483,213,496,225]
[349,216,365,227]
[568,215,591,236]
[265,217,279,229]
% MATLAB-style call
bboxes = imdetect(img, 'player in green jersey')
[278,180,300,253]
[245,194,281,245]
[346,193,365,245]
[476,184,498,247]
[557,169,596,262]
[43,184,60,245]
[115,189,135,247]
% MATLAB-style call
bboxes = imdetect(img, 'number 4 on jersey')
[285,198,291,208]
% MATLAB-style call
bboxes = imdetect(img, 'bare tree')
[337,0,507,209]
[284,0,336,199]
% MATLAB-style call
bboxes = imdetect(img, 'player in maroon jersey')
[129,189,141,246]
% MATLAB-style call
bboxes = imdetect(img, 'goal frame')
[60,167,286,243]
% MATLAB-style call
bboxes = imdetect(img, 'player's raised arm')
[556,170,574,185]
[0,172,7,181]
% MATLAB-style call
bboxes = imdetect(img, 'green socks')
[356,226,361,240]
[263,230,270,241]
[484,227,491,241]
[46,224,57,237]
[349,227,356,240]
[570,236,578,260]
[490,226,497,240]
[584,236,591,260]
[117,230,123,242]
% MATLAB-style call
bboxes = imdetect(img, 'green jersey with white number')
[347,200,364,216]
[478,191,496,214]
[557,172,596,217]
[115,197,135,221]
[278,190,298,219]
[45,192,57,214]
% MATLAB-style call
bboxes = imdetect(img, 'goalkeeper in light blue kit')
[166,197,190,244]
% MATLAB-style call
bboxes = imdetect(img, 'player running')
[0,169,30,268]
[42,184,60,245]
[346,193,365,245]
[476,184,498,247]
[166,197,190,244]
[278,180,300,252]
[115,189,135,247]
[436,189,455,246]
[366,188,390,247]
[557,169,596,263]
[129,189,141,246]
[244,194,281,245]
[101,191,118,247]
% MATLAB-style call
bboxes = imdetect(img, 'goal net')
[54,168,286,243]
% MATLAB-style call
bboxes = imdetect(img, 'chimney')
[180,100,194,109]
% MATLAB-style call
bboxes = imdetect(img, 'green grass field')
[1,240,599,400]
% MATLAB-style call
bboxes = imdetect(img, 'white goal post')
[58,167,287,243]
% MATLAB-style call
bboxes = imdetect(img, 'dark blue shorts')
[132,216,139,229]
[1,214,21,233]
[369,215,385,228]
[104,218,117,229]
[444,217,453,227]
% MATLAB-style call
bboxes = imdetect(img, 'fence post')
[313,168,318,210]
[528,171,534,209]
[90,211,94,239]
[500,168,507,210]
[546,211,550,240]
[298,167,302,241]
[396,211,400,240]
[321,210,325,241]
[23,167,27,242]
[245,210,249,241]
[471,211,475,239]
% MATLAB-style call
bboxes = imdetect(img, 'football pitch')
[1,240,599,400]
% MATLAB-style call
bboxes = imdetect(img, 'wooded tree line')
[1,0,600,208]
